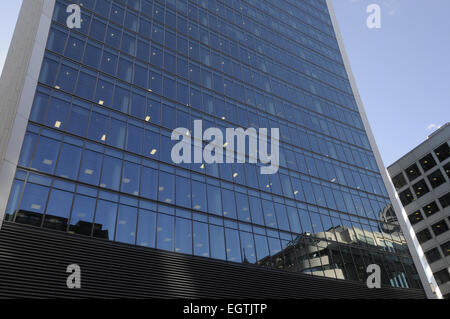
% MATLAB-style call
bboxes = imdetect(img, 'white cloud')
[427,124,436,131]
[381,0,401,16]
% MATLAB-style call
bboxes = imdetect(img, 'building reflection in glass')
[258,203,419,288]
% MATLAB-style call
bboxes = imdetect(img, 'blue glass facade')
[4,0,422,289]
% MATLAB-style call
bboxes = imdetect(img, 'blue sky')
[0,0,448,166]
[331,0,450,165]
[0,1,21,76]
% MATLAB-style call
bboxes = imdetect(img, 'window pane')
[240,231,256,263]
[39,57,58,86]
[412,179,429,198]
[222,188,236,218]
[405,163,421,182]
[130,92,146,119]
[176,176,191,208]
[18,132,37,167]
[100,156,122,191]
[31,136,60,174]
[137,209,157,248]
[56,64,77,93]
[5,180,24,221]
[274,203,290,231]
[117,57,133,82]
[79,150,102,185]
[209,225,226,261]
[207,184,222,216]
[17,183,49,226]
[175,217,192,254]
[268,237,282,258]
[108,118,126,149]
[192,180,206,212]
[30,91,49,124]
[254,234,270,264]
[287,206,302,234]
[236,192,251,223]
[75,70,96,100]
[121,161,140,195]
[419,153,436,172]
[143,130,159,159]
[55,143,82,179]
[141,166,158,200]
[225,228,242,263]
[47,27,67,53]
[100,51,118,75]
[88,111,108,142]
[69,194,96,236]
[67,105,89,136]
[434,143,450,162]
[159,171,175,204]
[95,79,114,106]
[427,169,446,189]
[431,220,449,237]
[439,192,450,208]
[45,97,70,130]
[115,204,137,244]
[126,125,143,154]
[193,221,209,257]
[83,42,102,68]
[249,196,264,226]
[262,200,277,228]
[93,199,117,240]
[113,85,130,113]
[157,213,174,251]
[44,189,73,231]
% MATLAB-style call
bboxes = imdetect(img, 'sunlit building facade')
[388,123,450,299]
[0,0,431,298]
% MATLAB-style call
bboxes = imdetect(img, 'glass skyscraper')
[0,0,432,298]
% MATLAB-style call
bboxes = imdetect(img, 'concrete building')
[388,123,450,298]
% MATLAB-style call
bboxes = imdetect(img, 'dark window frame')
[431,220,449,237]
[405,163,421,182]
[419,153,437,172]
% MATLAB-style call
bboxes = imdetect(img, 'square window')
[408,210,423,225]
[392,173,407,190]
[433,268,450,285]
[441,241,450,257]
[425,248,441,264]
[431,220,449,237]
[439,192,450,208]
[422,201,439,217]
[434,143,450,162]
[412,179,429,198]
[416,228,432,244]
[443,162,450,179]
[399,188,414,206]
[419,153,437,172]
[427,169,446,189]
[405,163,421,182]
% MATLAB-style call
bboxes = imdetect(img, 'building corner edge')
[0,0,56,230]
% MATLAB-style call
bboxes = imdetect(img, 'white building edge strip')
[326,0,441,299]
[0,0,56,229]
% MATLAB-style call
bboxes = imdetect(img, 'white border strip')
[326,0,440,299]
[0,0,55,229]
